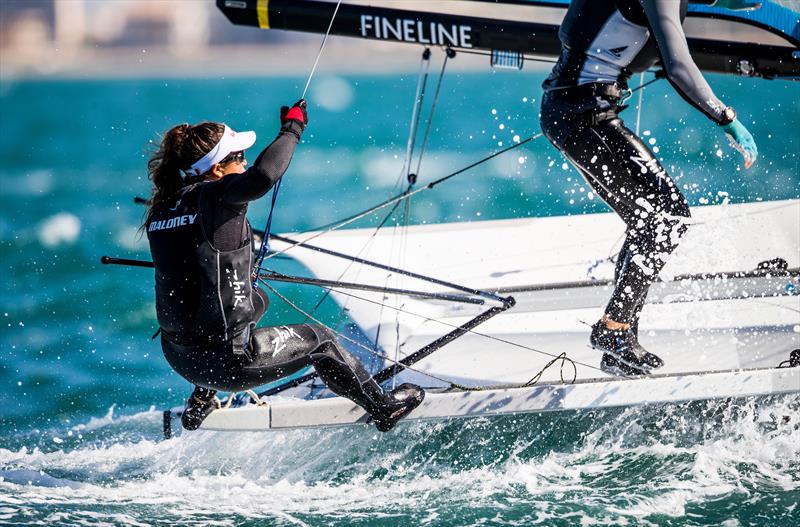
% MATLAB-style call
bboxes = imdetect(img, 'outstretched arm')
[642,0,757,167]
[220,119,303,205]
[642,0,727,124]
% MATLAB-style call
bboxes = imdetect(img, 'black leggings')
[162,288,388,413]
[540,91,691,325]
[163,322,374,393]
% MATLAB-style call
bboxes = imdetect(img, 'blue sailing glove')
[722,118,758,169]
[713,0,761,11]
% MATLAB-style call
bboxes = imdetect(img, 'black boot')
[311,346,425,432]
[181,386,219,431]
[326,371,425,432]
[366,382,426,432]
[591,321,664,376]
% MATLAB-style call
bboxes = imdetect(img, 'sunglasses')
[220,151,246,165]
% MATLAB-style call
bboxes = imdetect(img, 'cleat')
[372,383,425,432]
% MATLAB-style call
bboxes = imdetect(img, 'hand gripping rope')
[253,0,342,286]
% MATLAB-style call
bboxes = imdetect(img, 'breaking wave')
[1,394,798,526]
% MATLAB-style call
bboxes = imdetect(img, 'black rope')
[268,233,509,305]
[427,133,539,189]
[450,352,578,392]
[631,71,665,94]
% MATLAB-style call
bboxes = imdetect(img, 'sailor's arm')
[642,0,727,124]
[222,101,308,205]
[642,0,758,167]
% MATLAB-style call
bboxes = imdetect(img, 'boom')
[217,0,800,78]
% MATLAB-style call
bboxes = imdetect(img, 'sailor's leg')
[247,324,424,431]
[243,323,327,383]
[560,118,691,324]
[613,239,646,335]
[306,325,424,432]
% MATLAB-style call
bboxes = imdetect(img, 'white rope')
[246,390,267,406]
[301,0,342,99]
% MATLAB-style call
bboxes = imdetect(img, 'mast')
[216,0,800,79]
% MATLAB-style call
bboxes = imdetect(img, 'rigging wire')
[259,278,588,395]
[318,285,613,378]
[254,0,342,280]
[414,49,454,179]
[302,199,405,324]
[398,48,432,188]
[389,48,457,383]
[301,0,342,99]
[386,48,435,377]
[259,278,465,387]
[302,48,439,353]
[261,133,543,262]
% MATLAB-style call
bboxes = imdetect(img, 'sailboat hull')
[186,200,800,433]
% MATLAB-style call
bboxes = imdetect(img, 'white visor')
[187,124,257,176]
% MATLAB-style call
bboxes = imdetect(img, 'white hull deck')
[200,366,799,432]
[277,199,800,387]
[194,200,799,433]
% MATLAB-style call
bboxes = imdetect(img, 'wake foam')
[1,394,798,525]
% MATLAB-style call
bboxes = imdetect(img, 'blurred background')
[1,2,799,526]
[2,0,799,427]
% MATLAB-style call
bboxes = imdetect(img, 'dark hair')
[144,121,225,221]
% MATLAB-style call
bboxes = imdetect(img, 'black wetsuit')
[540,0,729,326]
[146,121,378,406]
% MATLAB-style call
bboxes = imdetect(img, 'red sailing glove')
[280,99,308,129]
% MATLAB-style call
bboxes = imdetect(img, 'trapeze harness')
[145,122,392,418]
[540,0,733,327]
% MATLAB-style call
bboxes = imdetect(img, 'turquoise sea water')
[1,68,799,526]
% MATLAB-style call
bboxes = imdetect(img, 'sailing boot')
[362,381,426,432]
[181,386,219,431]
[311,342,425,432]
[626,320,663,370]
[321,365,425,432]
[590,321,664,376]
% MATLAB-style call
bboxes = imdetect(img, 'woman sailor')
[539,0,758,375]
[144,100,424,431]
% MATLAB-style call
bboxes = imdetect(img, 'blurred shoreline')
[1,39,553,82]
